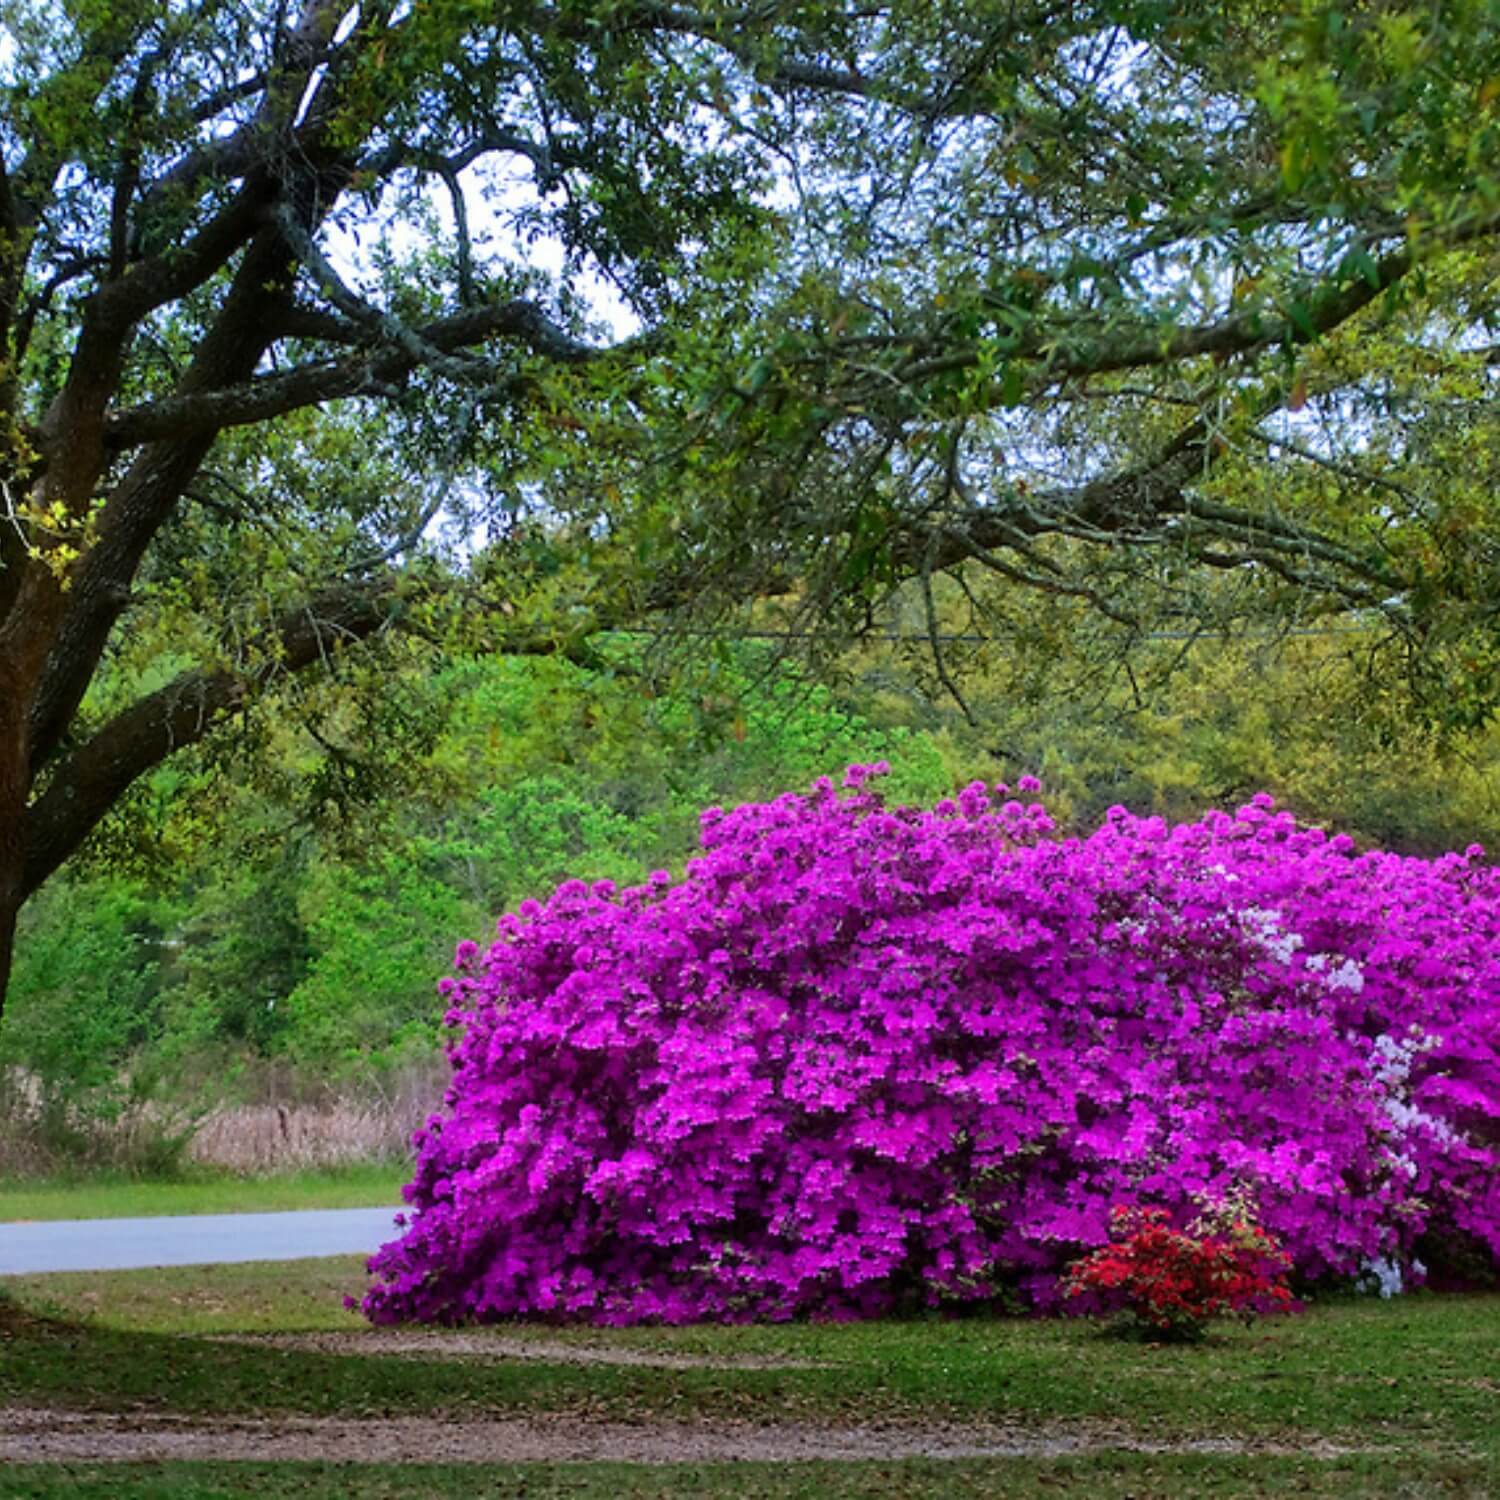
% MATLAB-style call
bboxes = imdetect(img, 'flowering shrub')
[1062,1201,1295,1339]
[361,767,1500,1325]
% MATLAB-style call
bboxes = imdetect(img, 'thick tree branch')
[19,5,396,771]
[0,154,16,242]
[121,0,351,284]
[815,214,1500,425]
[922,407,1399,612]
[21,573,606,896]
[102,299,619,449]
[108,51,163,278]
[25,200,339,771]
[268,302,367,345]
[436,161,476,307]
[100,183,272,339]
[538,0,1071,113]
[274,201,493,383]
[21,580,402,898]
[904,240,1420,397]
[359,123,572,191]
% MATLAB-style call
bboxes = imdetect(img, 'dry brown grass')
[188,1055,446,1172]
[187,1099,410,1172]
[0,1067,196,1177]
[0,1055,446,1177]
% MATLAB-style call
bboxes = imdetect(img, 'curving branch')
[913,408,1401,624]
[102,298,618,451]
[436,161,477,307]
[359,123,573,191]
[20,571,611,898]
[21,580,403,898]
[797,210,1500,433]
[536,0,1075,113]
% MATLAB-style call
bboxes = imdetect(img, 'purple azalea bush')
[361,768,1500,1325]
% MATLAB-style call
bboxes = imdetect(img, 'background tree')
[0,644,950,1166]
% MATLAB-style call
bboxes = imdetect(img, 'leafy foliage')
[865,629,1500,855]
[0,877,193,1170]
[1,652,948,1100]
[7,4,1500,1014]
[542,1,1500,725]
[2,880,174,1094]
[2,0,982,1009]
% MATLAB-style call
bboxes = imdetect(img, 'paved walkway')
[0,1206,401,1275]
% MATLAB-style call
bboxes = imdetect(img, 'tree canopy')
[0,0,942,1005]
[2,0,1499,1013]
[574,2,1500,719]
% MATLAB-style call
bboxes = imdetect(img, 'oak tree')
[0,0,1002,1010]
[3,0,1499,1017]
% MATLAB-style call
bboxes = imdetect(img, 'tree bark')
[0,872,17,1031]
[0,654,31,1021]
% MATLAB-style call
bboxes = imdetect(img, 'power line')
[603,623,1376,646]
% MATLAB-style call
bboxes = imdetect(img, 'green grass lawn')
[1,1258,1497,1496]
[0,1164,404,1223]
[2,1454,1493,1499]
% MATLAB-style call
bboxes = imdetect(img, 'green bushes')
[0,881,195,1174]
[0,653,948,1167]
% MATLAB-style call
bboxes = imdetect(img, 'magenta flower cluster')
[361,768,1500,1325]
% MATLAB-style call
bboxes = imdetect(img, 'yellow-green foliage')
[867,631,1500,854]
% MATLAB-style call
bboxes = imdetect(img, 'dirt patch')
[0,1407,1403,1465]
[207,1329,827,1370]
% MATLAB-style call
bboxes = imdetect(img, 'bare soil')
[207,1329,827,1369]
[0,1406,1398,1465]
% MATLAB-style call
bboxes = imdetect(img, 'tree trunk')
[0,613,46,1028]
[0,717,26,1025]
[0,875,16,1028]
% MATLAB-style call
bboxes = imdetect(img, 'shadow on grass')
[2,1284,1499,1456]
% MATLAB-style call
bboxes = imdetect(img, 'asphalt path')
[0,1206,403,1275]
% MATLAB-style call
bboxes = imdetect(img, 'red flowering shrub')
[1063,1200,1296,1339]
